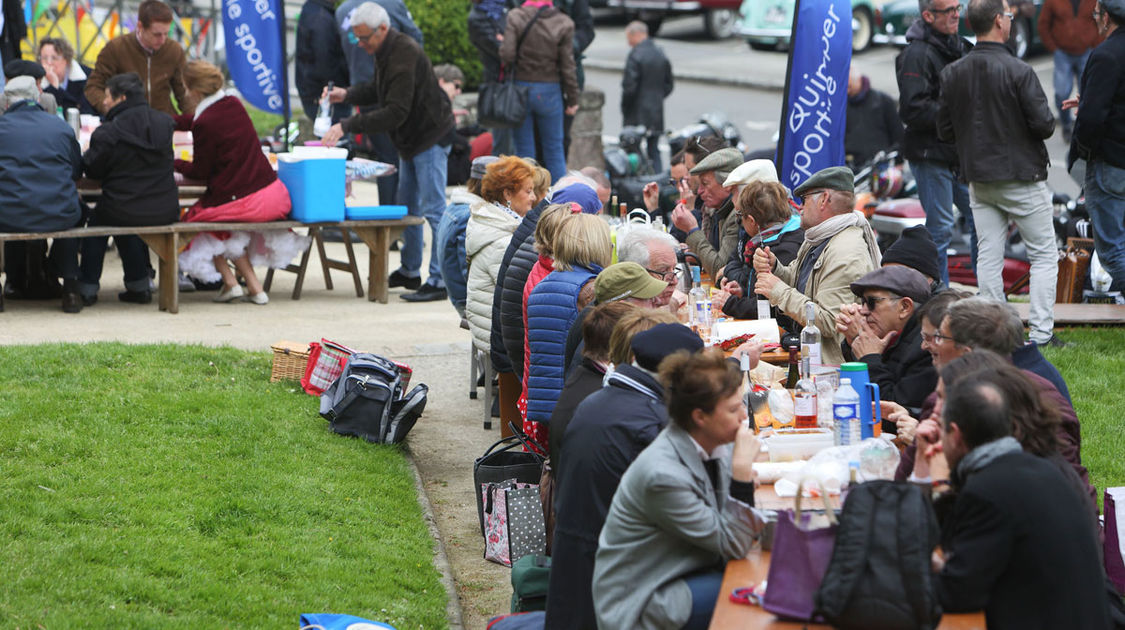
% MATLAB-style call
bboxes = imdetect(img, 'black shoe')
[118,289,152,304]
[388,270,422,290]
[81,294,98,306]
[400,284,447,302]
[1040,334,1072,349]
[61,291,83,313]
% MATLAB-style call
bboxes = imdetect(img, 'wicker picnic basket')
[270,340,311,382]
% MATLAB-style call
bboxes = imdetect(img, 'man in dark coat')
[895,0,975,285]
[837,266,937,423]
[914,378,1110,629]
[0,76,84,313]
[296,0,350,120]
[323,2,455,302]
[546,323,703,630]
[1067,0,1125,291]
[78,73,177,307]
[621,21,673,171]
[844,67,903,166]
[336,0,423,207]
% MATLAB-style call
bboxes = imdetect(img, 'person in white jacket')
[466,156,538,353]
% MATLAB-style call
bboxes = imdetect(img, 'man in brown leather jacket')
[1038,0,1102,139]
[85,0,191,116]
[937,0,1059,347]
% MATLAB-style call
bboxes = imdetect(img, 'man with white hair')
[322,1,456,303]
[0,76,84,313]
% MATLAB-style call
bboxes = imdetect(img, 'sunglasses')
[861,295,899,311]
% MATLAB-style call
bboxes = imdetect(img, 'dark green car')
[872,0,1043,58]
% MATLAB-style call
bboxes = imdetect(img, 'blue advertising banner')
[222,0,286,113]
[776,0,852,191]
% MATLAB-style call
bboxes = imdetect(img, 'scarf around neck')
[803,210,882,267]
[953,436,1022,487]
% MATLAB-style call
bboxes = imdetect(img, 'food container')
[762,428,835,462]
[345,205,408,220]
[277,146,348,222]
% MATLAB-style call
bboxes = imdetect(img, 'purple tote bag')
[1106,488,1125,595]
[762,483,838,621]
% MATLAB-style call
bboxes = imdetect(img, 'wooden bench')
[0,217,423,313]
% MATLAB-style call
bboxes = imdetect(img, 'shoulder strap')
[514,7,547,57]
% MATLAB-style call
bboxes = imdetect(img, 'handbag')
[1056,243,1092,304]
[477,8,546,129]
[1106,487,1125,595]
[474,423,546,536]
[300,338,356,395]
[761,480,838,622]
[511,554,551,612]
[483,479,546,567]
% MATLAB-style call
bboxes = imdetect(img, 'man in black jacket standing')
[621,21,673,171]
[323,2,455,303]
[895,0,974,286]
[295,0,349,121]
[1067,0,1125,291]
[913,376,1109,629]
[937,0,1058,346]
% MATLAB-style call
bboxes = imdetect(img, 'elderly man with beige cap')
[753,166,881,365]
[670,147,743,280]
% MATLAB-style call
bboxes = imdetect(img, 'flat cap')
[689,147,744,176]
[850,265,932,304]
[4,59,45,81]
[793,166,855,198]
[882,226,941,282]
[722,159,779,189]
[470,156,499,180]
[630,323,704,371]
[596,262,668,303]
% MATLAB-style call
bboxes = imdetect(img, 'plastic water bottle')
[690,267,711,340]
[833,378,861,446]
[313,81,334,138]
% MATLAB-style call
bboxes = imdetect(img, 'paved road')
[585,15,1080,196]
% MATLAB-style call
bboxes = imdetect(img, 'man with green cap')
[752,166,881,366]
[671,147,744,280]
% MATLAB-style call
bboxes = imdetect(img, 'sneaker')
[400,284,447,302]
[246,291,269,305]
[388,270,422,290]
[1039,334,1071,349]
[118,289,152,304]
[213,284,245,302]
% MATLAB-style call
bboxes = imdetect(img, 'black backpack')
[318,353,428,444]
[815,480,942,630]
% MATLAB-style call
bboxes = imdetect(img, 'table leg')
[138,233,180,314]
[351,226,389,303]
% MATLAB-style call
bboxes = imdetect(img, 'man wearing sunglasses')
[836,266,937,426]
[896,0,975,287]
[937,0,1059,347]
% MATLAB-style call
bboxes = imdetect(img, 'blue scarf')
[479,0,506,24]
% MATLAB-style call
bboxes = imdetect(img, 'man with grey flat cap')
[753,166,880,366]
[839,265,937,423]
[671,147,743,281]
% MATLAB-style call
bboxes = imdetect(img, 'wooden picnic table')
[708,485,986,629]
[0,217,423,313]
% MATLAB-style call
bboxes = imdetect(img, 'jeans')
[681,569,725,630]
[436,202,471,313]
[490,126,514,157]
[514,81,566,182]
[1085,159,1125,290]
[397,142,451,286]
[911,159,977,285]
[970,179,1057,343]
[47,237,79,282]
[1053,49,1090,129]
[79,224,152,298]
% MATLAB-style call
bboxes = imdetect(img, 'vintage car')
[608,0,744,39]
[736,0,885,51]
[873,0,1043,58]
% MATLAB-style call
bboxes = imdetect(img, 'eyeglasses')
[38,54,63,63]
[921,331,954,345]
[800,189,826,207]
[691,136,715,156]
[861,295,899,311]
[646,267,683,283]
[349,28,379,44]
[736,209,757,220]
[931,3,963,15]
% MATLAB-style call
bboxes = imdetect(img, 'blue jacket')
[437,190,481,314]
[0,100,82,232]
[525,266,598,423]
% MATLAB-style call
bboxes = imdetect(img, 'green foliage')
[406,0,483,88]
[1041,328,1125,508]
[0,343,447,628]
[244,106,285,137]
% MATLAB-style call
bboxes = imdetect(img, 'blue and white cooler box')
[278,146,349,222]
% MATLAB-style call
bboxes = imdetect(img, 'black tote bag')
[473,424,545,536]
[477,8,545,129]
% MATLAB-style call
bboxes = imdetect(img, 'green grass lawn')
[1042,327,1125,507]
[0,343,447,629]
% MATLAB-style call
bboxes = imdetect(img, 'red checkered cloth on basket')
[300,339,356,395]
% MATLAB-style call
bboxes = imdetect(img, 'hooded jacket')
[896,20,971,165]
[466,200,521,352]
[83,96,178,226]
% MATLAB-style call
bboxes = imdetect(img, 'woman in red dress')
[175,60,306,304]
